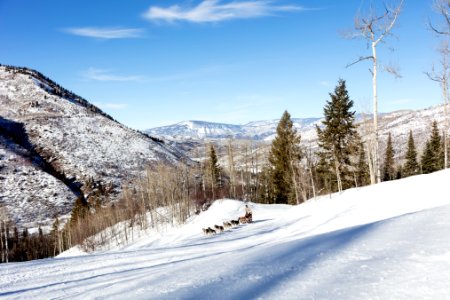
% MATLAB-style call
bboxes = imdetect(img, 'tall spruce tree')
[421,121,443,174]
[356,142,370,187]
[268,110,302,204]
[382,133,396,181]
[403,130,420,177]
[316,79,358,192]
[207,144,221,199]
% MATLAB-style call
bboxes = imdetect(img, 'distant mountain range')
[0,65,187,229]
[146,118,323,141]
[147,106,448,161]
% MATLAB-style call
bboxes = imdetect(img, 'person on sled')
[244,204,253,222]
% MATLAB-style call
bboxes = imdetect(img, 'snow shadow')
[168,219,385,299]
[0,116,83,197]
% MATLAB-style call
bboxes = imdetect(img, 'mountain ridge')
[0,65,188,229]
[146,105,447,160]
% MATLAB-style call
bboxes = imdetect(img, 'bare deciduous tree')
[346,0,404,184]
[426,42,450,168]
[429,0,450,35]
[0,207,9,263]
[227,138,237,199]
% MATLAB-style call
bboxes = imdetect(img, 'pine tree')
[207,144,221,199]
[316,79,358,192]
[382,133,396,181]
[421,121,443,174]
[403,130,420,177]
[268,110,302,204]
[356,142,370,187]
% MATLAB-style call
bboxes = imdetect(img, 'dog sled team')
[202,204,253,236]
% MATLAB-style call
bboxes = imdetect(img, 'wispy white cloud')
[93,102,128,110]
[64,27,143,39]
[143,0,303,23]
[82,68,142,82]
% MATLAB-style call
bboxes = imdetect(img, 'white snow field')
[1,169,450,299]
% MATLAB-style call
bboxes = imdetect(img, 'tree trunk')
[372,41,381,184]
[2,222,7,263]
[334,159,343,193]
[227,139,236,199]
[443,81,449,168]
[309,165,316,200]
[289,159,300,204]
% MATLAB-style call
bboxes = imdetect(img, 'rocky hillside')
[0,65,186,229]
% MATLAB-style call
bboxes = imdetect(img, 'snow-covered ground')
[1,170,450,299]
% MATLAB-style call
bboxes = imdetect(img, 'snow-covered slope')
[1,169,450,299]
[0,66,186,229]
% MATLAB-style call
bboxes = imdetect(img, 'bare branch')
[384,64,402,79]
[346,56,374,68]
[429,0,450,35]
[425,70,443,83]
[374,0,404,46]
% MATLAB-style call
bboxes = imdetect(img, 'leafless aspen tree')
[0,207,9,263]
[227,138,237,199]
[426,42,450,168]
[346,0,403,184]
[429,0,450,35]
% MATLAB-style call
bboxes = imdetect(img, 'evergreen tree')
[421,121,443,174]
[403,130,420,177]
[382,133,396,181]
[207,144,221,199]
[356,142,370,187]
[258,165,275,204]
[316,79,358,192]
[268,110,302,204]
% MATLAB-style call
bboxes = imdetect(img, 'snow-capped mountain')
[0,65,186,229]
[146,118,323,141]
[147,105,448,159]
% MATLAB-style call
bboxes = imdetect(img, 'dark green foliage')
[421,121,444,174]
[268,110,302,204]
[316,79,358,192]
[396,164,403,180]
[403,130,420,177]
[258,165,275,204]
[356,142,370,187]
[208,144,221,189]
[382,133,396,181]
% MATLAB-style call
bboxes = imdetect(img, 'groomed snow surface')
[2,169,450,299]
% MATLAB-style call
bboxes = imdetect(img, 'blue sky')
[0,0,446,129]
